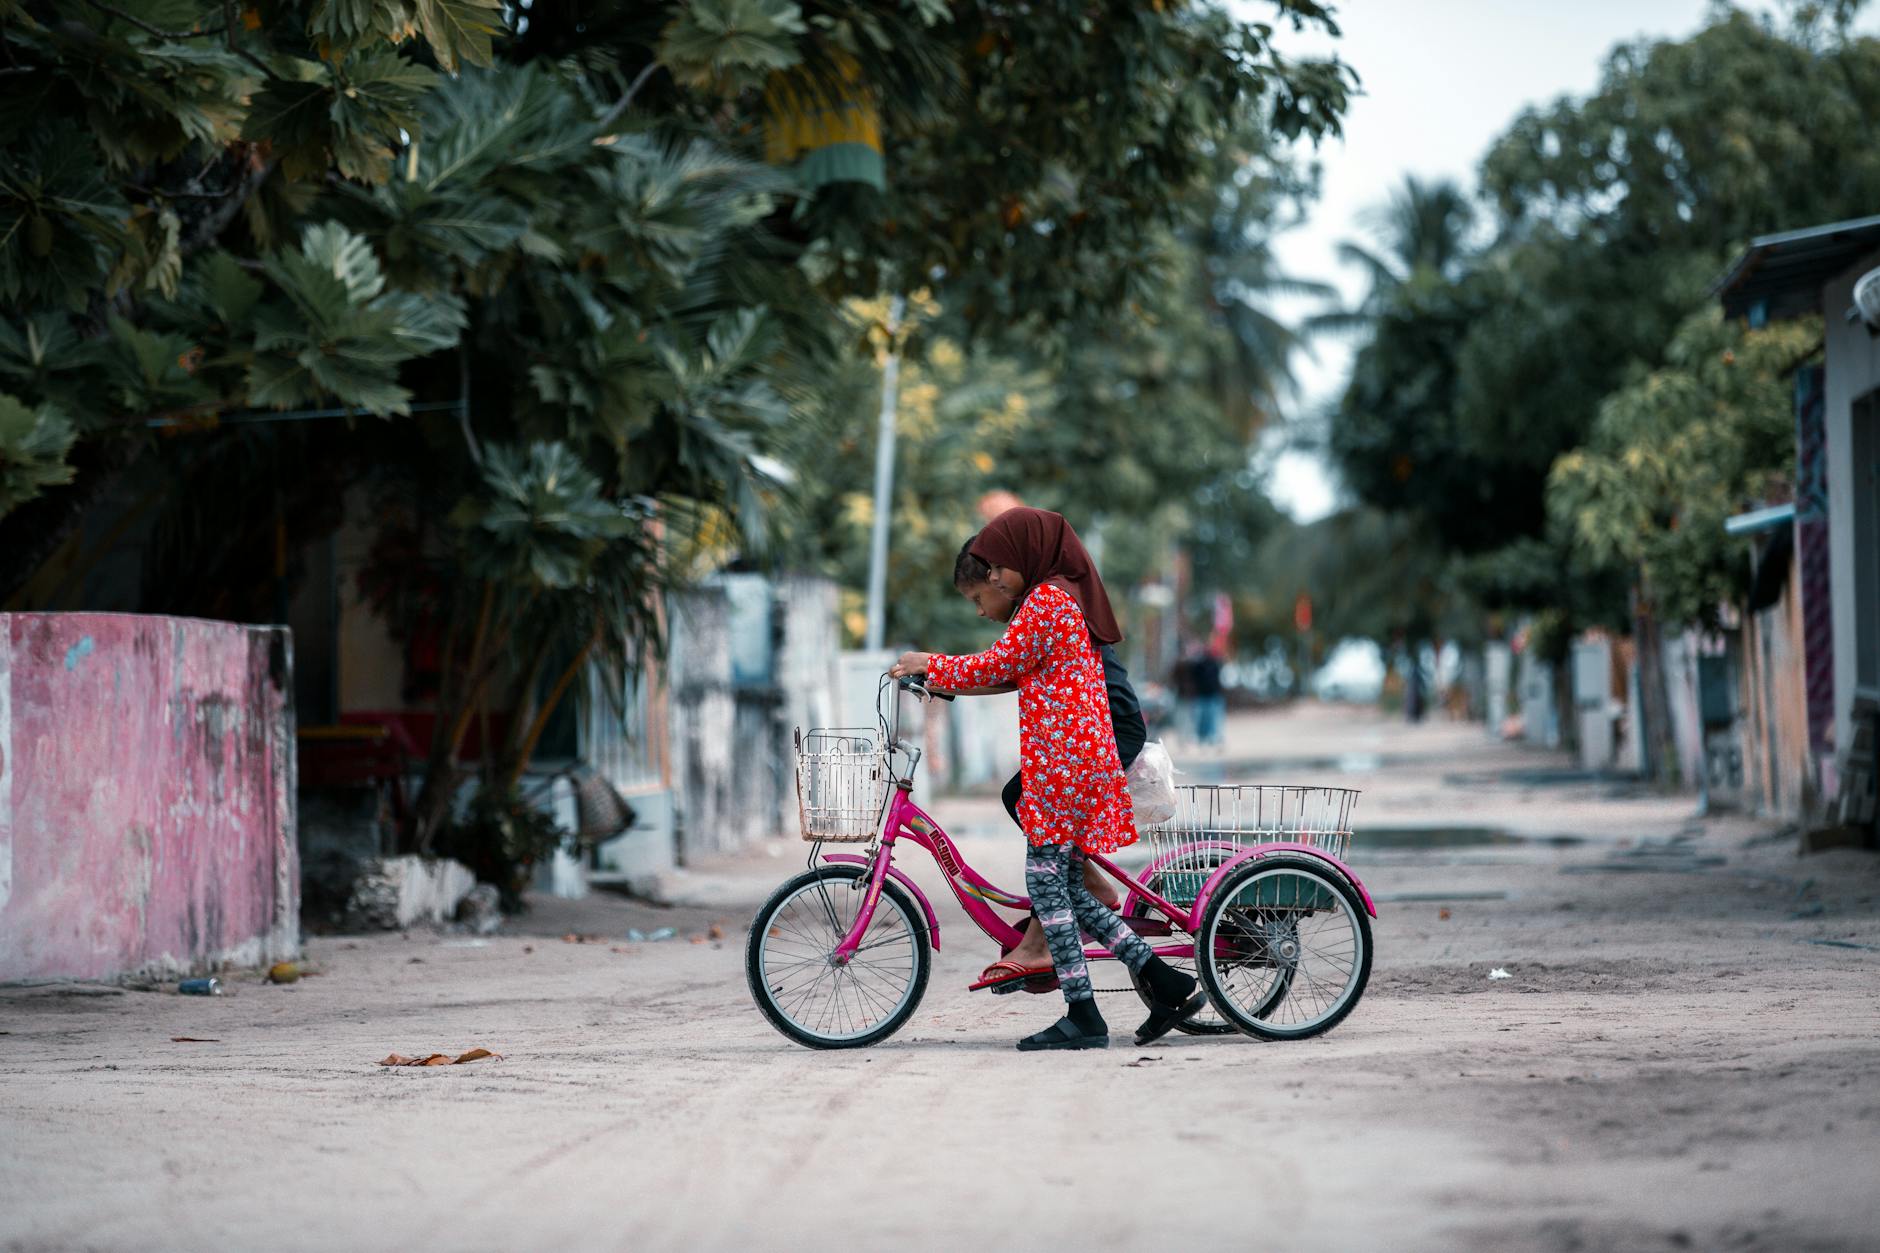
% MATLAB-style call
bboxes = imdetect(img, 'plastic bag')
[1126,739,1180,826]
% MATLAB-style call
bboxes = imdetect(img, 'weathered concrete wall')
[772,577,841,838]
[1823,248,1880,762]
[0,614,298,982]
[668,587,736,861]
[1740,559,1815,819]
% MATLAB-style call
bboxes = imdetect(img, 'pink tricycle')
[746,675,1376,1049]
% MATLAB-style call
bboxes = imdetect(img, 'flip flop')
[970,960,1059,994]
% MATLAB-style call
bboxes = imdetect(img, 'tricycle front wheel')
[746,864,931,1049]
[1196,855,1371,1041]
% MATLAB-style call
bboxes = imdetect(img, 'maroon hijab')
[970,507,1123,645]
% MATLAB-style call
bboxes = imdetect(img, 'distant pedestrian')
[1170,643,1200,744]
[1191,648,1225,748]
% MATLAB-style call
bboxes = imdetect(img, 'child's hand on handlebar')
[889,651,932,680]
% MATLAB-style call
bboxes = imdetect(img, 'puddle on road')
[1358,826,1586,849]
[1193,752,1387,778]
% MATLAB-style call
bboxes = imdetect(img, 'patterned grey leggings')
[1024,842,1155,1003]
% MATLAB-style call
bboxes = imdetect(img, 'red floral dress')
[926,583,1138,854]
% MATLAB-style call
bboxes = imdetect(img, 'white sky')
[1244,0,1805,522]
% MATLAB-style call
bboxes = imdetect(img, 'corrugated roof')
[1715,213,1880,322]
[1724,502,1795,535]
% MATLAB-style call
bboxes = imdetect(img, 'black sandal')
[1016,1016,1110,1051]
[1134,957,1206,1045]
[1134,990,1206,1046]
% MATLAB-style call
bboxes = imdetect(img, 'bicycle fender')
[1192,844,1377,919]
[821,854,943,951]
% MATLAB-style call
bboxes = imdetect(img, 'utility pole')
[863,295,906,652]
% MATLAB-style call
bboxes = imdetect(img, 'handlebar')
[897,675,955,702]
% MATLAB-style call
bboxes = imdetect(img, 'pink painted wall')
[0,614,298,982]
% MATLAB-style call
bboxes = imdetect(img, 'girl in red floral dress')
[890,509,1204,1050]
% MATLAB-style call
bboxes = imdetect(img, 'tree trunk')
[496,633,558,771]
[503,627,601,794]
[1633,586,1679,788]
[411,581,496,852]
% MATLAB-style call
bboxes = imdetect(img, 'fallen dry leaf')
[1438,908,1452,921]
[708,923,726,941]
[378,1048,502,1067]
[690,935,706,945]
[171,1036,220,1043]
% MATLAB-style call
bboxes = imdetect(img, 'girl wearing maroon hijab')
[890,509,1198,1048]
[959,507,1147,846]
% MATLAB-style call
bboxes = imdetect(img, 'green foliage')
[462,441,634,588]
[1324,7,1880,643]
[1481,10,1880,250]
[1235,507,1464,656]
[617,0,1355,333]
[0,392,76,514]
[1547,310,1818,627]
[0,18,248,171]
[0,0,502,491]
[1,0,1350,881]
[0,315,99,416]
[781,160,1318,654]
[249,222,466,414]
[1459,7,1880,536]
[411,0,505,73]
[1309,174,1474,338]
[0,121,131,311]
[243,51,438,184]
[657,0,808,94]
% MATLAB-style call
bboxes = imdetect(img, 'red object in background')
[1209,592,1233,659]
[1294,593,1313,634]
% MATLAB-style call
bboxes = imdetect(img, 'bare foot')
[1006,921,1052,969]
[1001,862,1125,969]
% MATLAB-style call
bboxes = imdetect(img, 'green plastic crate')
[1153,867,1339,912]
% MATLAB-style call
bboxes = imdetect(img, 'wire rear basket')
[794,728,891,843]
[1146,783,1359,868]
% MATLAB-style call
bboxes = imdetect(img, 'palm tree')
[1310,174,1476,338]
[1193,177,1340,439]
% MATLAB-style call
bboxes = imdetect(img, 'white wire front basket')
[1146,783,1359,872]
[794,728,891,843]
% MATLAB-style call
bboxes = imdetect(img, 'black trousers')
[1001,643,1147,829]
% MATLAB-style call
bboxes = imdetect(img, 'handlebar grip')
[896,676,955,702]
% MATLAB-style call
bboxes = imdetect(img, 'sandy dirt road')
[4,704,1879,1252]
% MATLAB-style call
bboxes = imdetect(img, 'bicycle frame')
[827,785,1308,967]
[820,679,1376,970]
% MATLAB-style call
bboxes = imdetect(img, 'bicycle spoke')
[758,874,921,1043]
[1200,868,1364,1035]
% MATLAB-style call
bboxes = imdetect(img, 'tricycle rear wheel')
[1195,855,1371,1041]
